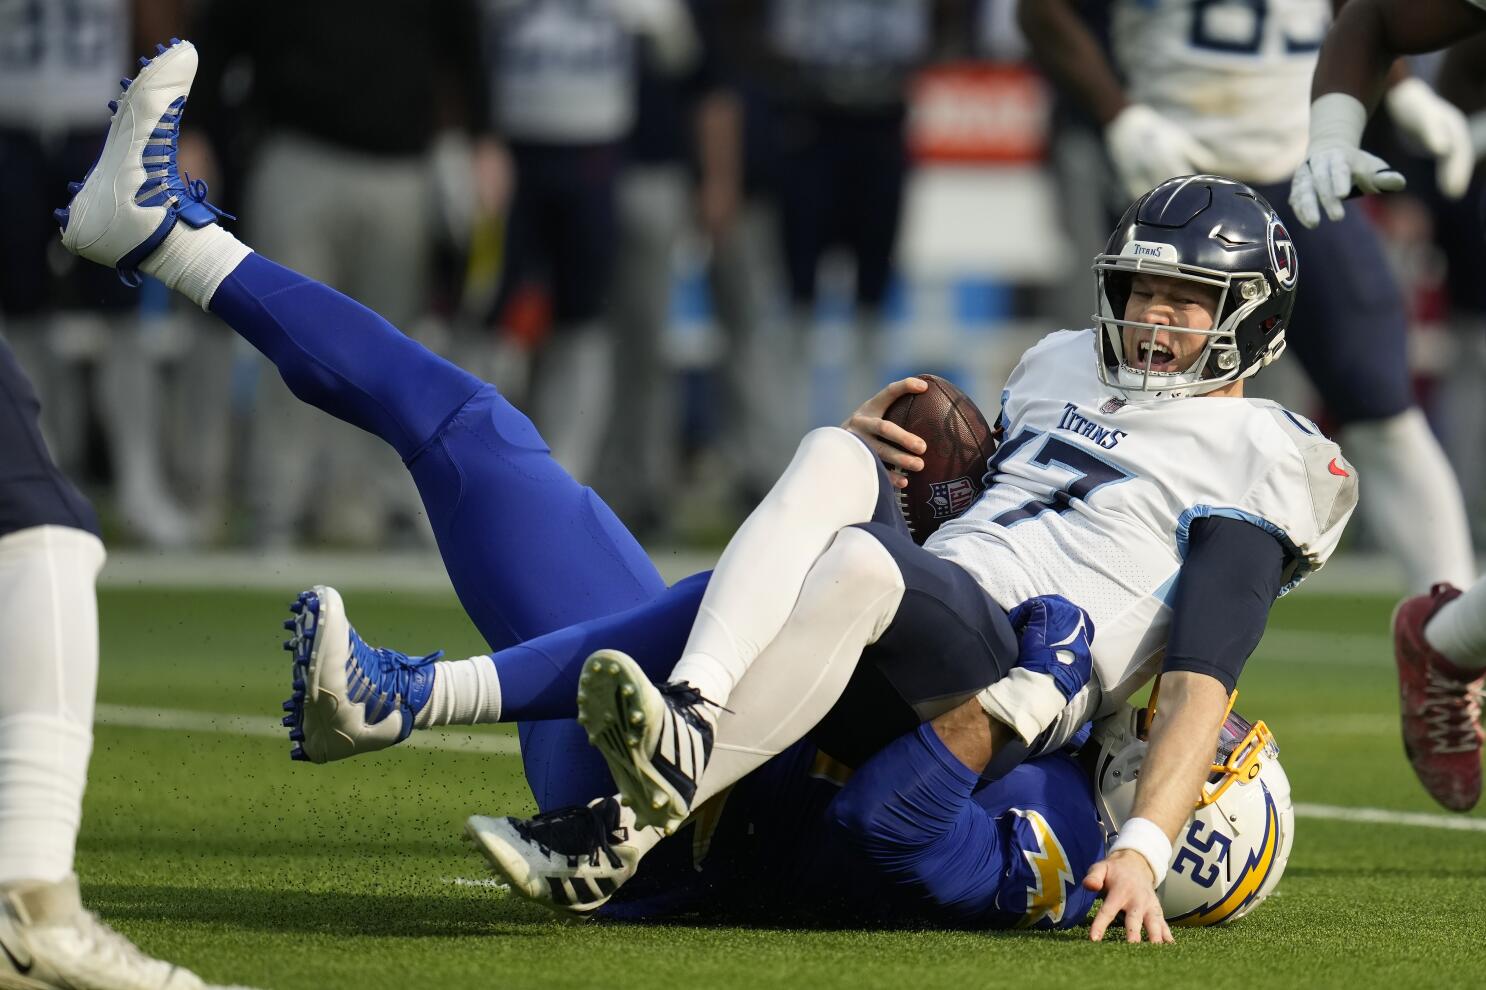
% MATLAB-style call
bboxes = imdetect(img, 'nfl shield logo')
[1101,396,1126,414]
[928,476,976,520]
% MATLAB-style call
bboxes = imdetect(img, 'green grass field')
[81,586,1486,989]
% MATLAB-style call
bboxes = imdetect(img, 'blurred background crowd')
[4,0,1486,557]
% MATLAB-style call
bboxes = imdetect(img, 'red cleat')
[1393,584,1485,812]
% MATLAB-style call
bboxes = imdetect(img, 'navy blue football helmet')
[1094,175,1297,399]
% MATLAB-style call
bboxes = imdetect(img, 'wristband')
[1109,817,1173,888]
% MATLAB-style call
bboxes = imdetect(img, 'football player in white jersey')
[562,174,1356,943]
[1290,0,1486,812]
[1019,0,1477,603]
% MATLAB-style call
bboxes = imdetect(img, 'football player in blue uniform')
[1290,0,1486,813]
[56,41,1310,941]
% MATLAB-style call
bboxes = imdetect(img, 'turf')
[80,587,1486,989]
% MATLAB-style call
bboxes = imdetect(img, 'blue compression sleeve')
[829,724,1016,920]
[493,572,709,721]
[1164,515,1285,692]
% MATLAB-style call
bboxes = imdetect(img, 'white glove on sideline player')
[1386,77,1476,200]
[1104,104,1219,201]
[1290,92,1407,228]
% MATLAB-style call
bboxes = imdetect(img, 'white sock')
[1340,409,1476,592]
[690,526,905,808]
[139,223,251,310]
[1425,578,1486,671]
[413,655,503,728]
[668,426,882,706]
[0,526,105,886]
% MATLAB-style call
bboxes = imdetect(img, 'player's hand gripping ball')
[844,375,999,544]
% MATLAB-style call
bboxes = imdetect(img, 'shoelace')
[513,800,625,870]
[347,630,442,725]
[1420,666,1486,755]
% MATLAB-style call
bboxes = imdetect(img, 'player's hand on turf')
[1385,77,1476,201]
[1103,103,1219,201]
[843,377,928,487]
[1084,851,1173,944]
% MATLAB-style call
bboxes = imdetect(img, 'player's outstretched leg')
[281,575,710,765]
[1394,582,1486,811]
[464,796,662,916]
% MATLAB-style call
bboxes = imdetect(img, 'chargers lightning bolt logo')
[1014,809,1075,928]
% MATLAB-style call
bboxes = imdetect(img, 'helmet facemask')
[1093,250,1281,401]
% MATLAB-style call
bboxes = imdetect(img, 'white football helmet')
[1088,693,1294,926]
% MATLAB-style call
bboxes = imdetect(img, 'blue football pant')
[209,252,669,808]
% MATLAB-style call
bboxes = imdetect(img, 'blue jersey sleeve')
[829,724,1105,930]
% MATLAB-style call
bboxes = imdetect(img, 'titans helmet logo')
[1267,215,1297,290]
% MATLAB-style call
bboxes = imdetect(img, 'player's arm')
[1292,0,1486,225]
[1017,0,1216,198]
[842,377,930,487]
[1085,516,1285,943]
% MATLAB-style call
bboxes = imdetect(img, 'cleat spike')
[68,181,82,194]
[620,684,635,698]
[282,699,297,712]
[289,728,305,742]
[120,77,131,89]
[107,100,117,112]
[629,710,643,725]
[607,661,620,674]
[626,734,640,747]
[281,714,296,727]
[283,618,296,630]
[283,639,295,651]
[652,793,667,810]
[289,600,304,613]
[169,37,180,45]
[290,745,308,762]
[139,56,150,67]
[589,659,603,673]
[156,43,167,54]
[53,207,69,229]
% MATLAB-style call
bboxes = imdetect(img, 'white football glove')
[1386,77,1475,199]
[1290,92,1407,228]
[1103,103,1220,201]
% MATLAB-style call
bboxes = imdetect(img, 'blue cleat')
[54,39,231,286]
[280,585,441,764]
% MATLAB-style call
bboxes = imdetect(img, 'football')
[883,374,999,544]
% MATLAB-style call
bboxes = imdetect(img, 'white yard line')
[1294,802,1486,833]
[93,703,521,755]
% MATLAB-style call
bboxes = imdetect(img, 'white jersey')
[0,0,129,132]
[485,0,636,144]
[1108,0,1332,183]
[925,330,1356,731]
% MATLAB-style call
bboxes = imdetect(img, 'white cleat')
[574,650,715,834]
[0,875,257,990]
[281,586,440,764]
[54,39,230,286]
[465,797,654,916]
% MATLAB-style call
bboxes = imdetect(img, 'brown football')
[883,374,999,544]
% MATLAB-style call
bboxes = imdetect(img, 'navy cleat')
[465,797,656,916]
[54,39,231,286]
[575,650,716,834]
[280,585,440,764]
